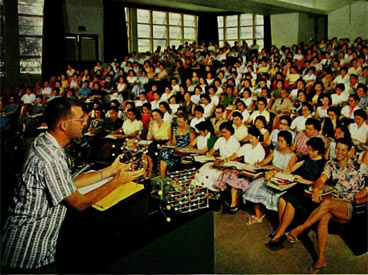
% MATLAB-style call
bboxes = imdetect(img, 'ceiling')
[118,0,361,15]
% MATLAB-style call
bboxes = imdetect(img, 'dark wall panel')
[198,13,219,46]
[104,0,128,62]
[42,0,67,80]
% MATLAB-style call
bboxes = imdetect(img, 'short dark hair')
[257,97,267,106]
[306,137,325,155]
[336,83,345,91]
[196,120,214,133]
[127,107,141,120]
[305,118,321,131]
[248,127,261,139]
[354,109,367,120]
[279,115,291,126]
[254,115,267,127]
[177,112,188,121]
[152,108,164,118]
[44,97,81,130]
[216,104,225,112]
[336,137,353,150]
[159,101,171,113]
[302,102,314,113]
[232,111,243,120]
[142,102,152,110]
[194,105,204,113]
[327,106,341,117]
[219,121,234,135]
[278,130,293,146]
[200,93,211,102]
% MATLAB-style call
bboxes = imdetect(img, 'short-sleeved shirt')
[213,135,241,158]
[322,159,367,202]
[291,115,311,132]
[149,121,170,141]
[350,122,368,144]
[237,143,265,164]
[1,132,76,269]
[233,124,248,141]
[122,119,143,136]
[250,110,270,124]
[197,133,217,151]
[21,93,36,104]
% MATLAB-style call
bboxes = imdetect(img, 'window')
[18,0,44,74]
[136,8,197,53]
[218,14,264,49]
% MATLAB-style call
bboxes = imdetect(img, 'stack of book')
[266,172,297,191]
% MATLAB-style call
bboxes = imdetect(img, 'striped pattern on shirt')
[1,132,76,269]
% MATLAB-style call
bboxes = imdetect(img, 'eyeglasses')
[66,117,85,123]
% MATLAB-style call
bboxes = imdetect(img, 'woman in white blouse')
[159,101,173,123]
[200,94,214,119]
[194,122,240,192]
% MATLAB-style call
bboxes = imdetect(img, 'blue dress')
[158,127,191,170]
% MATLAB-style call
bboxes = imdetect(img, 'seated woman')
[232,111,248,142]
[266,115,295,149]
[184,120,217,155]
[194,122,240,191]
[285,139,368,274]
[267,137,326,247]
[158,113,195,176]
[349,109,368,146]
[213,127,266,213]
[0,96,18,131]
[244,115,271,147]
[243,130,297,225]
[19,96,45,136]
[200,94,215,119]
[145,109,171,177]
[87,107,105,135]
[159,101,173,123]
[324,124,351,160]
[117,107,143,140]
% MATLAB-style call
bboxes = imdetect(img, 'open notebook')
[78,174,144,211]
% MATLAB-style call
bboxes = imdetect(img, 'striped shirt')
[1,132,76,269]
[294,131,326,157]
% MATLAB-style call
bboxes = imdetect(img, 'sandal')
[285,231,298,243]
[309,264,327,274]
[246,214,265,225]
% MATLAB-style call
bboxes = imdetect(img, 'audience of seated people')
[1,36,368,273]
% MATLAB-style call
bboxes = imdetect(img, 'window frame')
[136,8,198,53]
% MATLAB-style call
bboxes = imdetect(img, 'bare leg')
[273,198,287,235]
[146,156,153,178]
[314,213,332,268]
[230,187,238,207]
[290,198,349,239]
[273,202,295,240]
[160,160,167,177]
[254,204,264,219]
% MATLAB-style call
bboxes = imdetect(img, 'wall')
[271,13,299,48]
[298,13,315,44]
[63,0,104,61]
[328,1,368,40]
[271,12,328,47]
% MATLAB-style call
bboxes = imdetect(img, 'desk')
[57,187,214,274]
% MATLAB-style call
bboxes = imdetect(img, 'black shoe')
[268,231,276,239]
[228,206,239,214]
[267,235,286,247]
